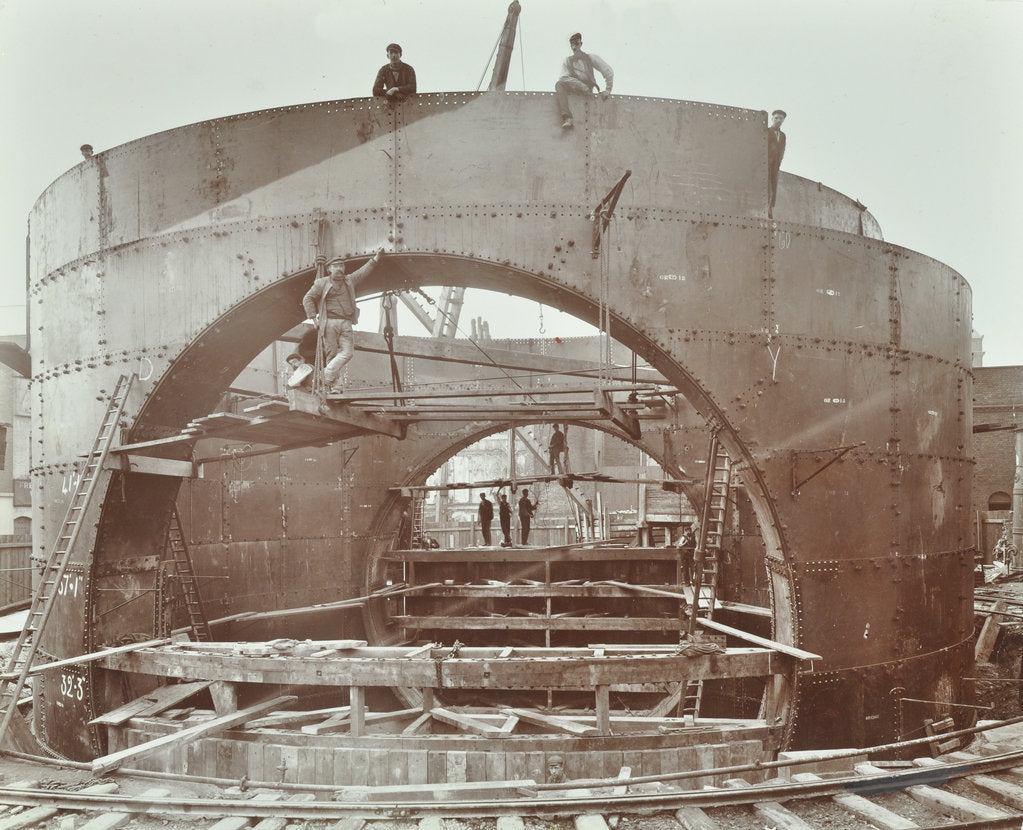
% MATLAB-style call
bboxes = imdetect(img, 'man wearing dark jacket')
[767,109,786,215]
[373,43,417,101]
[548,424,567,475]
[518,489,538,545]
[478,493,494,546]
[498,494,512,547]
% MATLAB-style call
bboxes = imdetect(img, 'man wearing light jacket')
[555,32,613,130]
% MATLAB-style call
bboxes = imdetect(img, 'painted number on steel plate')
[56,573,82,598]
[61,470,83,495]
[59,672,85,701]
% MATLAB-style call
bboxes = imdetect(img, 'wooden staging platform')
[98,641,790,693]
[88,638,803,784]
[104,707,775,790]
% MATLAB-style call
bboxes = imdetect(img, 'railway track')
[7,744,1023,830]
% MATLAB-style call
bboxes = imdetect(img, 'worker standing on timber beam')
[373,43,417,102]
[301,249,383,395]
[677,523,697,587]
[518,489,538,545]
[478,492,494,547]
[548,423,567,475]
[555,32,613,130]
[498,493,513,547]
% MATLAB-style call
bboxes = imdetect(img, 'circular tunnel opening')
[80,254,796,755]
[358,420,776,721]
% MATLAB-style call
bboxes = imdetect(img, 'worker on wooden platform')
[301,249,383,394]
[499,493,513,547]
[518,489,538,545]
[478,492,494,546]
[548,423,567,475]
[677,524,697,587]
[284,352,313,390]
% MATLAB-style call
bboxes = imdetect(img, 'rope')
[517,15,526,89]
[475,28,503,92]
[382,293,405,406]
[598,231,612,387]
[310,218,328,399]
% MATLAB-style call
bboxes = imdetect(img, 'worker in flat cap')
[555,32,613,129]
[284,352,313,390]
[373,43,417,101]
[766,109,787,217]
[301,249,384,395]
[546,754,566,783]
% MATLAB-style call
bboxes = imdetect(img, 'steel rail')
[6,747,1023,819]
[7,717,1023,818]
[337,383,667,402]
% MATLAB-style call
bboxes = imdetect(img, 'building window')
[989,492,1012,511]
[13,517,31,539]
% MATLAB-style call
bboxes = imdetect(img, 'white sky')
[1,0,1021,365]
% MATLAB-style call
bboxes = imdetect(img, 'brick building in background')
[0,335,31,539]
[971,332,1022,556]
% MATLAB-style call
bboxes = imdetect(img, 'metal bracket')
[591,170,632,258]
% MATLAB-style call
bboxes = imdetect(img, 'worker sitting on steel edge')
[555,32,613,130]
[373,43,417,101]
[767,109,787,217]
[301,249,383,395]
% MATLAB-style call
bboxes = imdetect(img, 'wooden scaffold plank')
[90,695,297,774]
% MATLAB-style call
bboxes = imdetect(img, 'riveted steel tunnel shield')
[27,91,972,760]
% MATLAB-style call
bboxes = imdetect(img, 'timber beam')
[97,642,797,690]
[103,454,198,478]
[290,391,406,438]
[379,544,683,562]
[596,389,642,439]
[392,472,695,493]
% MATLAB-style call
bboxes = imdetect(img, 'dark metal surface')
[27,92,972,762]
